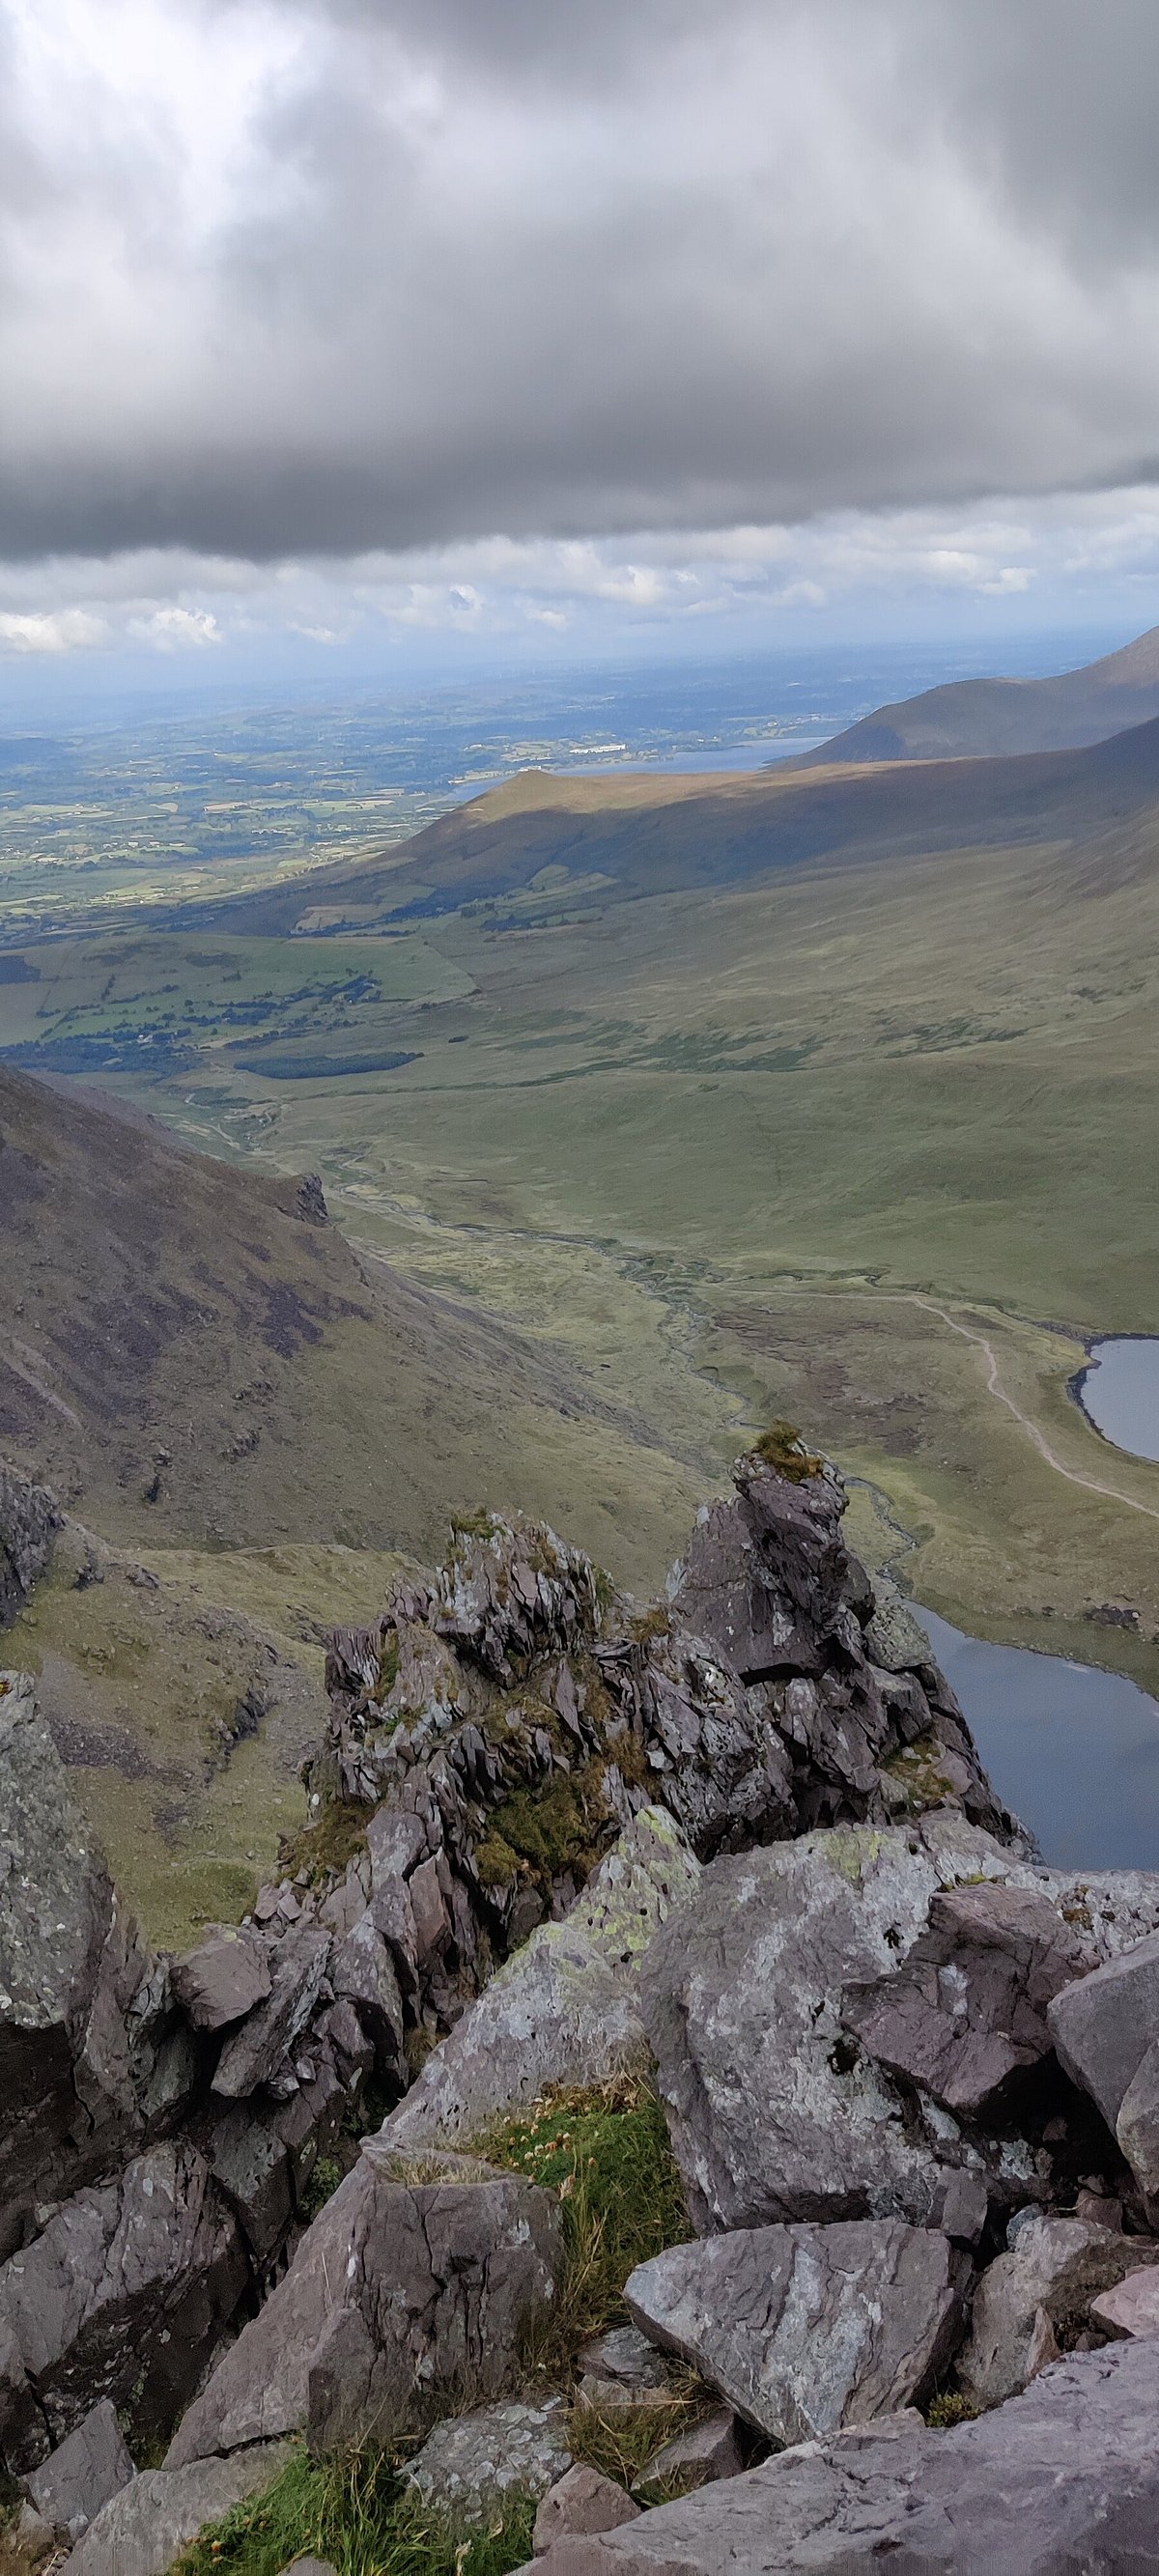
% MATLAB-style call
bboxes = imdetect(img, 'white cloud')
[0,606,107,653]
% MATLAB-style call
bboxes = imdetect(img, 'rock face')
[23,2400,134,2544]
[841,1882,1085,2116]
[0,1464,59,1628]
[957,2213,1159,2408]
[0,1672,150,2259]
[382,1806,699,2151]
[642,1813,1159,2236]
[521,2338,1159,2573]
[1049,1931,1159,2214]
[624,2222,963,2444]
[166,2152,563,2465]
[0,2141,247,2469]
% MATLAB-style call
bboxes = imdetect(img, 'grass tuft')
[172,2446,537,2576]
[751,1420,825,1484]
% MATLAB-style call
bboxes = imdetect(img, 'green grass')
[479,2077,693,2373]
[172,2447,537,2576]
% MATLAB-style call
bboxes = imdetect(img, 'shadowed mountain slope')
[208,707,1159,932]
[0,1065,704,1580]
[793,624,1159,767]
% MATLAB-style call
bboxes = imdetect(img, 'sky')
[5,0,1159,688]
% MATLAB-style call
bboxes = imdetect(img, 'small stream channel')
[913,1605,1159,1872]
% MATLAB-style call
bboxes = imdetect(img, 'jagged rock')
[64,2443,291,2576]
[1090,2265,1159,2337]
[841,1882,1085,2115]
[329,1912,405,2074]
[635,1632,793,1856]
[383,1807,699,2151]
[957,2212,1159,2407]
[166,2151,563,2465]
[212,1927,330,2099]
[575,2325,685,2414]
[862,1580,937,1676]
[624,2222,963,2444]
[0,1466,59,1628]
[0,1672,149,2258]
[404,2399,571,2526]
[519,2338,1159,2571]
[643,1815,1159,2236]
[533,2465,640,2551]
[638,2412,742,2492]
[170,1929,271,2032]
[0,2141,247,2468]
[24,2401,134,2543]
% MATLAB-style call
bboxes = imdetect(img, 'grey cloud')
[3,0,1159,564]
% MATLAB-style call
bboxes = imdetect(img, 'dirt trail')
[905,1294,1159,1529]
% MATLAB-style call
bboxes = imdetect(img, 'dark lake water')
[914,1604,1159,1872]
[1076,1338,1159,1464]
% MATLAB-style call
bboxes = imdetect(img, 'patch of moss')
[172,2445,537,2576]
[279,1796,373,1887]
[881,1736,957,1816]
[631,1605,671,1649]
[473,1829,520,1890]
[926,2391,981,2429]
[375,1633,401,1699]
[450,1508,503,1543]
[486,1765,610,1890]
[751,1420,825,1483]
[298,2154,343,2221]
[480,2076,692,2369]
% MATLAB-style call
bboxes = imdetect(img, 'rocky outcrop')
[0,2141,247,2470]
[624,2221,964,2444]
[521,2338,1159,2572]
[642,1814,1159,2237]
[166,2151,563,2465]
[0,1672,151,2259]
[0,1465,59,1628]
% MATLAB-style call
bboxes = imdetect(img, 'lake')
[1076,1338,1159,1464]
[913,1604,1159,1872]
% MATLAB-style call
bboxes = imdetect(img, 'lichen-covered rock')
[643,1816,1159,2237]
[166,2151,563,2465]
[624,2222,963,2444]
[519,2338,1159,2572]
[0,1672,150,2259]
[382,1806,699,2151]
[957,2213,1159,2408]
[842,1882,1086,2116]
[0,2141,247,2468]
[404,2399,571,2526]
[0,1466,59,1628]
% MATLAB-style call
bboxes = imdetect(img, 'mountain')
[0,1063,703,1580]
[207,704,1159,930]
[792,624,1159,767]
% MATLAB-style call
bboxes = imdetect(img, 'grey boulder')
[404,2398,571,2526]
[521,2336,1159,2572]
[0,2139,246,2467]
[638,2412,742,2492]
[166,2149,562,2464]
[212,1927,331,2100]
[533,2466,640,2551]
[957,2212,1159,2408]
[24,2401,134,2543]
[382,1807,699,2151]
[64,2443,289,2576]
[624,2221,963,2444]
[842,1881,1084,2115]
[170,1929,271,2032]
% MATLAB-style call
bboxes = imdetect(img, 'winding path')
[902,1293,1159,1528]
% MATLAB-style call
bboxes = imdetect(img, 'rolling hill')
[792,623,1159,767]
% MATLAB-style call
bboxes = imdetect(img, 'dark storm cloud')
[4,0,1159,565]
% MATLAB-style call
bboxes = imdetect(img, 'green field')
[6,737,1159,1846]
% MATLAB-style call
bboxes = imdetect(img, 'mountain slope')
[0,1064,705,1582]
[204,707,1159,931]
[793,624,1159,767]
